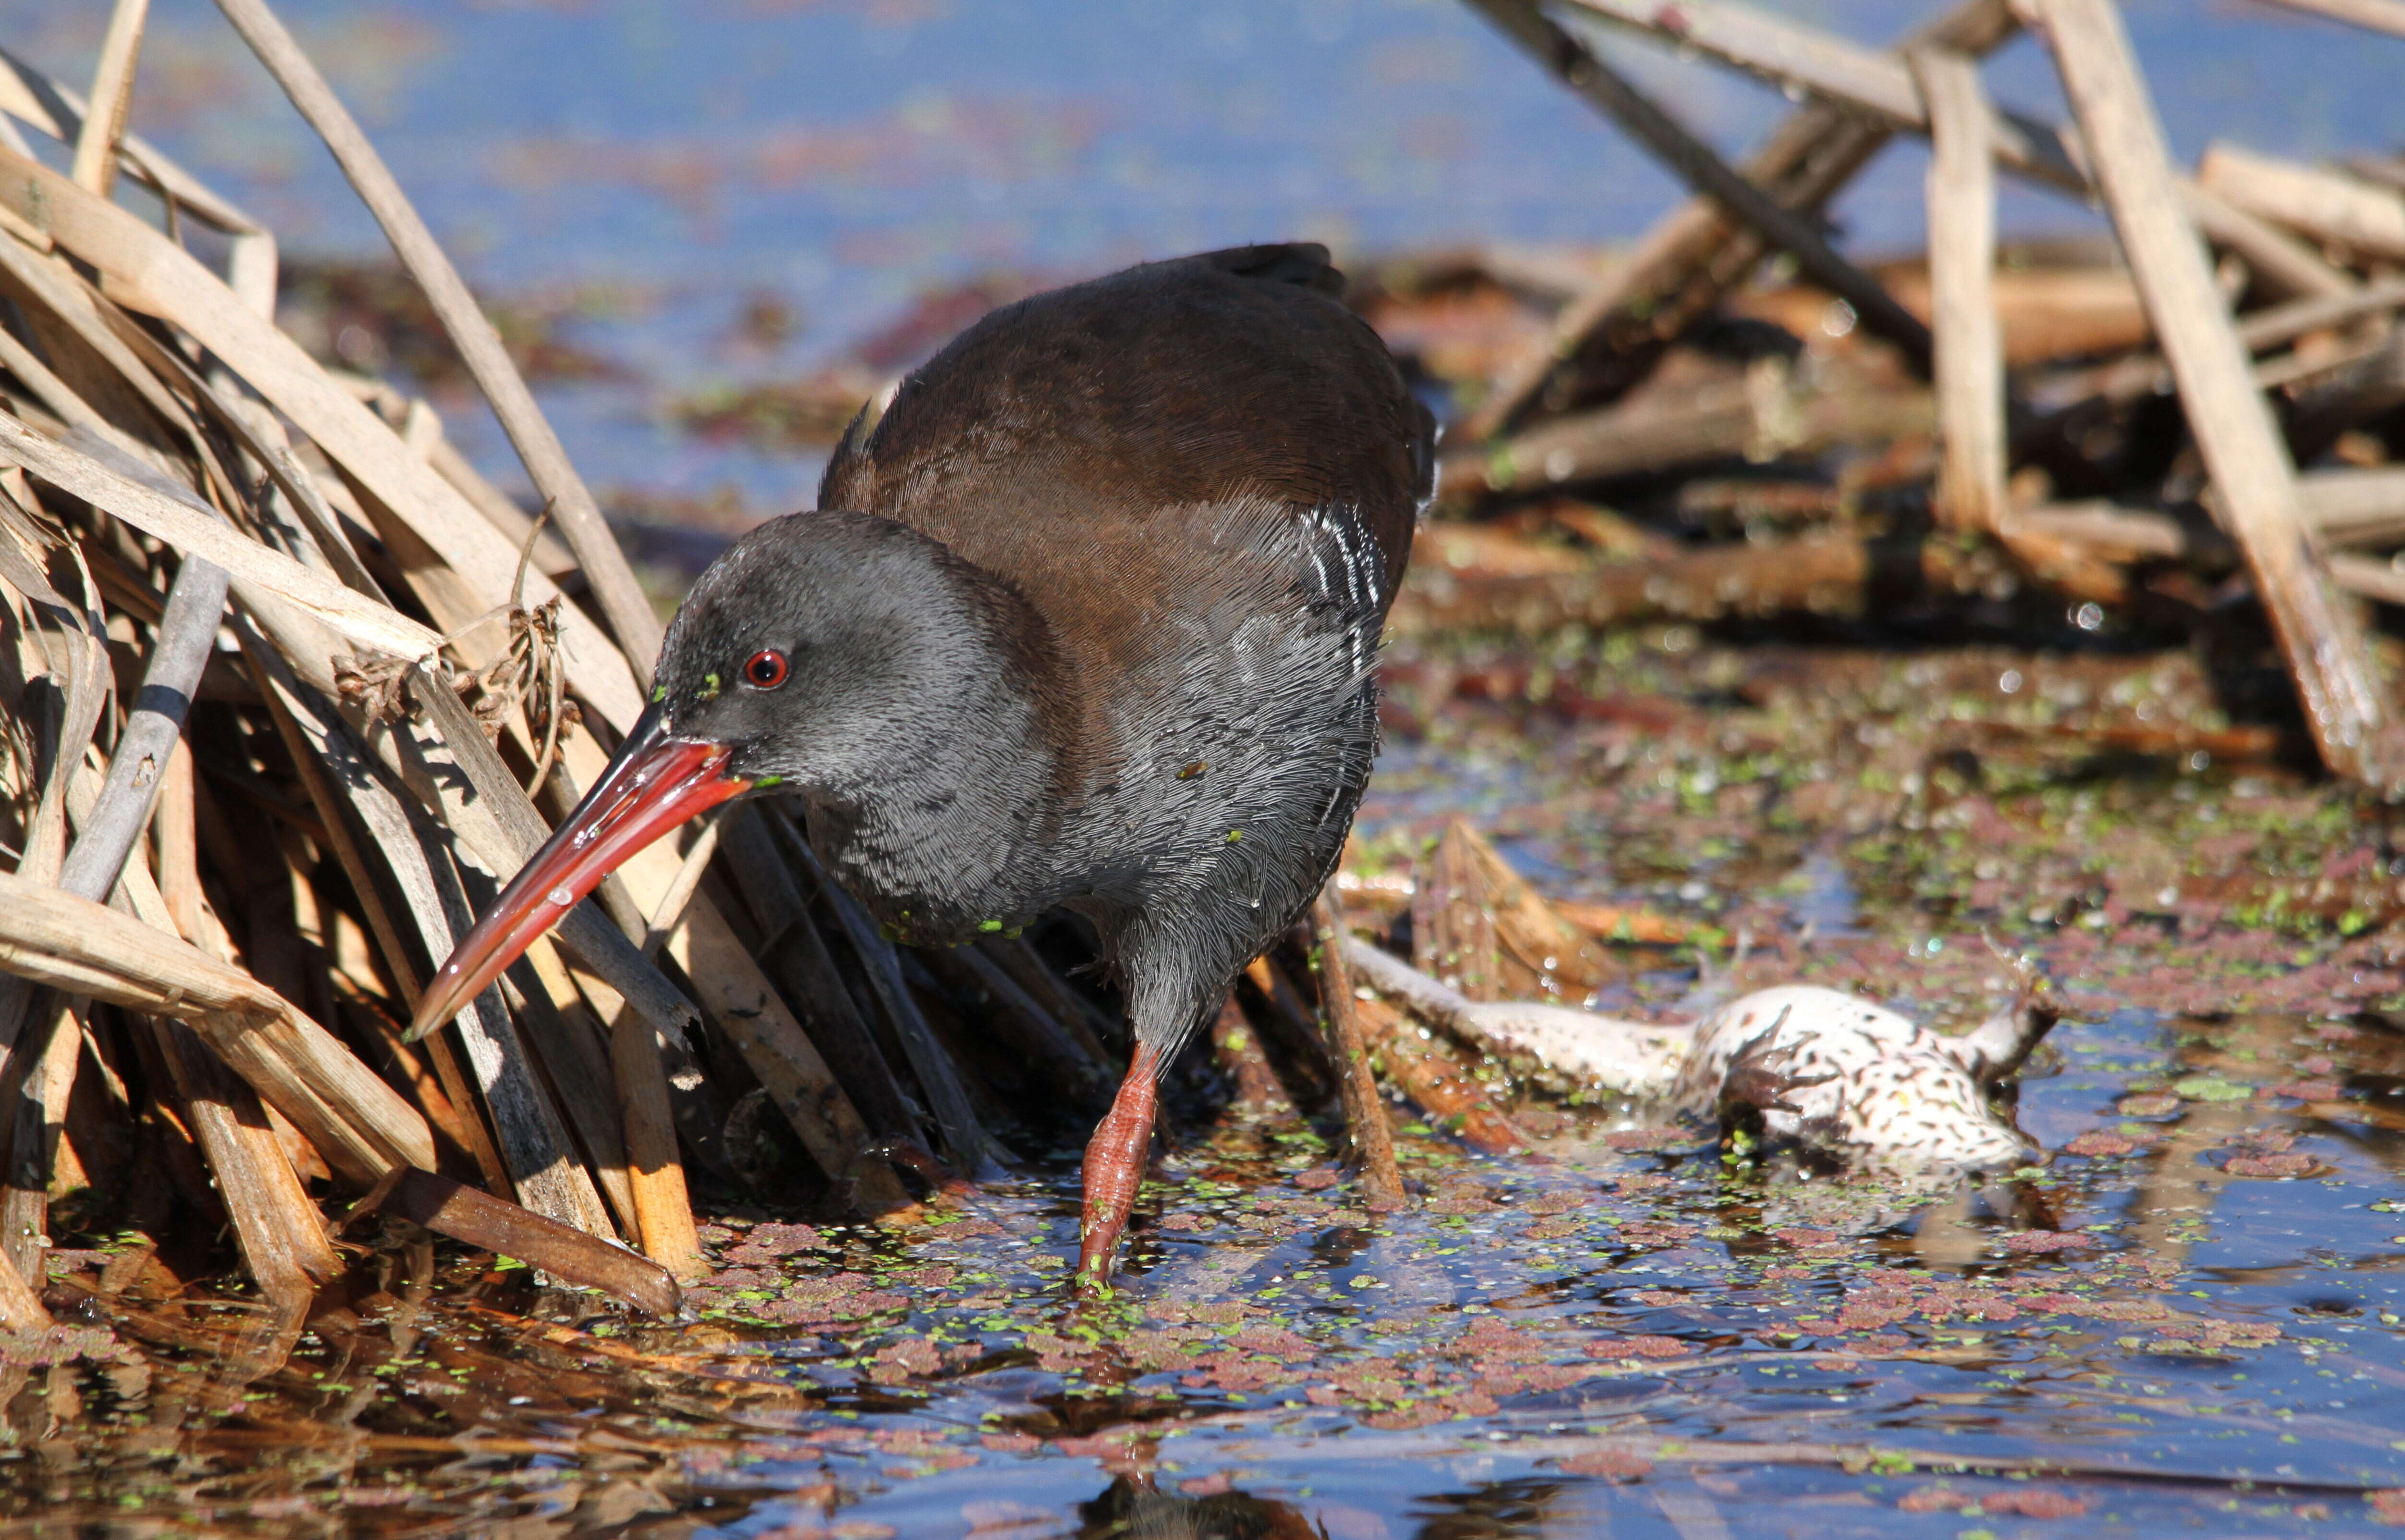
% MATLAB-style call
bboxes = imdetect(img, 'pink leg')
[1076,1041,1162,1288]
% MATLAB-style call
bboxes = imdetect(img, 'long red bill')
[407,702,750,1040]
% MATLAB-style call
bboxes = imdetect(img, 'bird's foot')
[1075,1044,1161,1291]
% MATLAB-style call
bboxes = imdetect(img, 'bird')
[412,243,1435,1284]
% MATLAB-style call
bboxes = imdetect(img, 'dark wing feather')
[817,242,1428,605]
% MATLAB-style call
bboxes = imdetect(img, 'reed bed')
[0,0,1262,1346]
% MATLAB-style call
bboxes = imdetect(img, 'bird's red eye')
[743,649,789,689]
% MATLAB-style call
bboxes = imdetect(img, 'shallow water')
[29,1002,2405,1535]
[17,631,2405,1535]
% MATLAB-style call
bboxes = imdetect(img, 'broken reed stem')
[1912,47,2009,536]
[1350,994,1525,1154]
[1561,0,2082,193]
[392,671,705,1272]
[209,0,666,686]
[57,556,227,902]
[783,821,1012,1179]
[156,737,204,944]
[2200,142,2405,264]
[372,1169,679,1317]
[67,0,147,197]
[613,794,912,1210]
[2180,179,2361,301]
[1461,0,1933,378]
[2033,0,2405,793]
[1310,888,1405,1207]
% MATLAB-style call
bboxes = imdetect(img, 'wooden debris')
[1431,0,2405,753]
[1445,364,1933,503]
[1345,935,1692,1099]
[1391,524,1993,637]
[1208,996,1293,1113]
[68,0,147,199]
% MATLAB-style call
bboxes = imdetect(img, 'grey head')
[653,509,1085,935]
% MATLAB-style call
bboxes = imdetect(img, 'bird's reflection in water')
[1077,1473,1580,1540]
[1075,1476,1314,1540]
[1407,1477,1570,1540]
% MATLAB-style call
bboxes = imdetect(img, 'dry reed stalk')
[2200,143,2405,262]
[0,1214,45,1329]
[390,670,703,1270]
[248,632,611,1232]
[1391,526,1997,642]
[571,964,705,1281]
[598,780,916,1207]
[0,867,432,1178]
[1243,952,1332,1091]
[2033,0,2405,792]
[68,0,148,197]
[1554,0,2361,307]
[151,1016,337,1313]
[209,0,664,684]
[0,145,645,732]
[2300,467,2405,546]
[1912,48,2009,535]
[0,1,1019,1306]
[766,806,1011,1177]
[983,937,1118,1060]
[639,823,723,960]
[506,936,640,1235]
[0,998,83,1279]
[367,1169,679,1317]
[155,738,203,959]
[1443,367,1933,503]
[1209,996,1294,1113]
[1309,888,1406,1207]
[751,886,921,1141]
[0,48,277,314]
[0,418,433,660]
[918,943,1110,1113]
[2182,184,2361,302]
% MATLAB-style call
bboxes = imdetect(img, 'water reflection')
[1077,1476,1314,1540]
